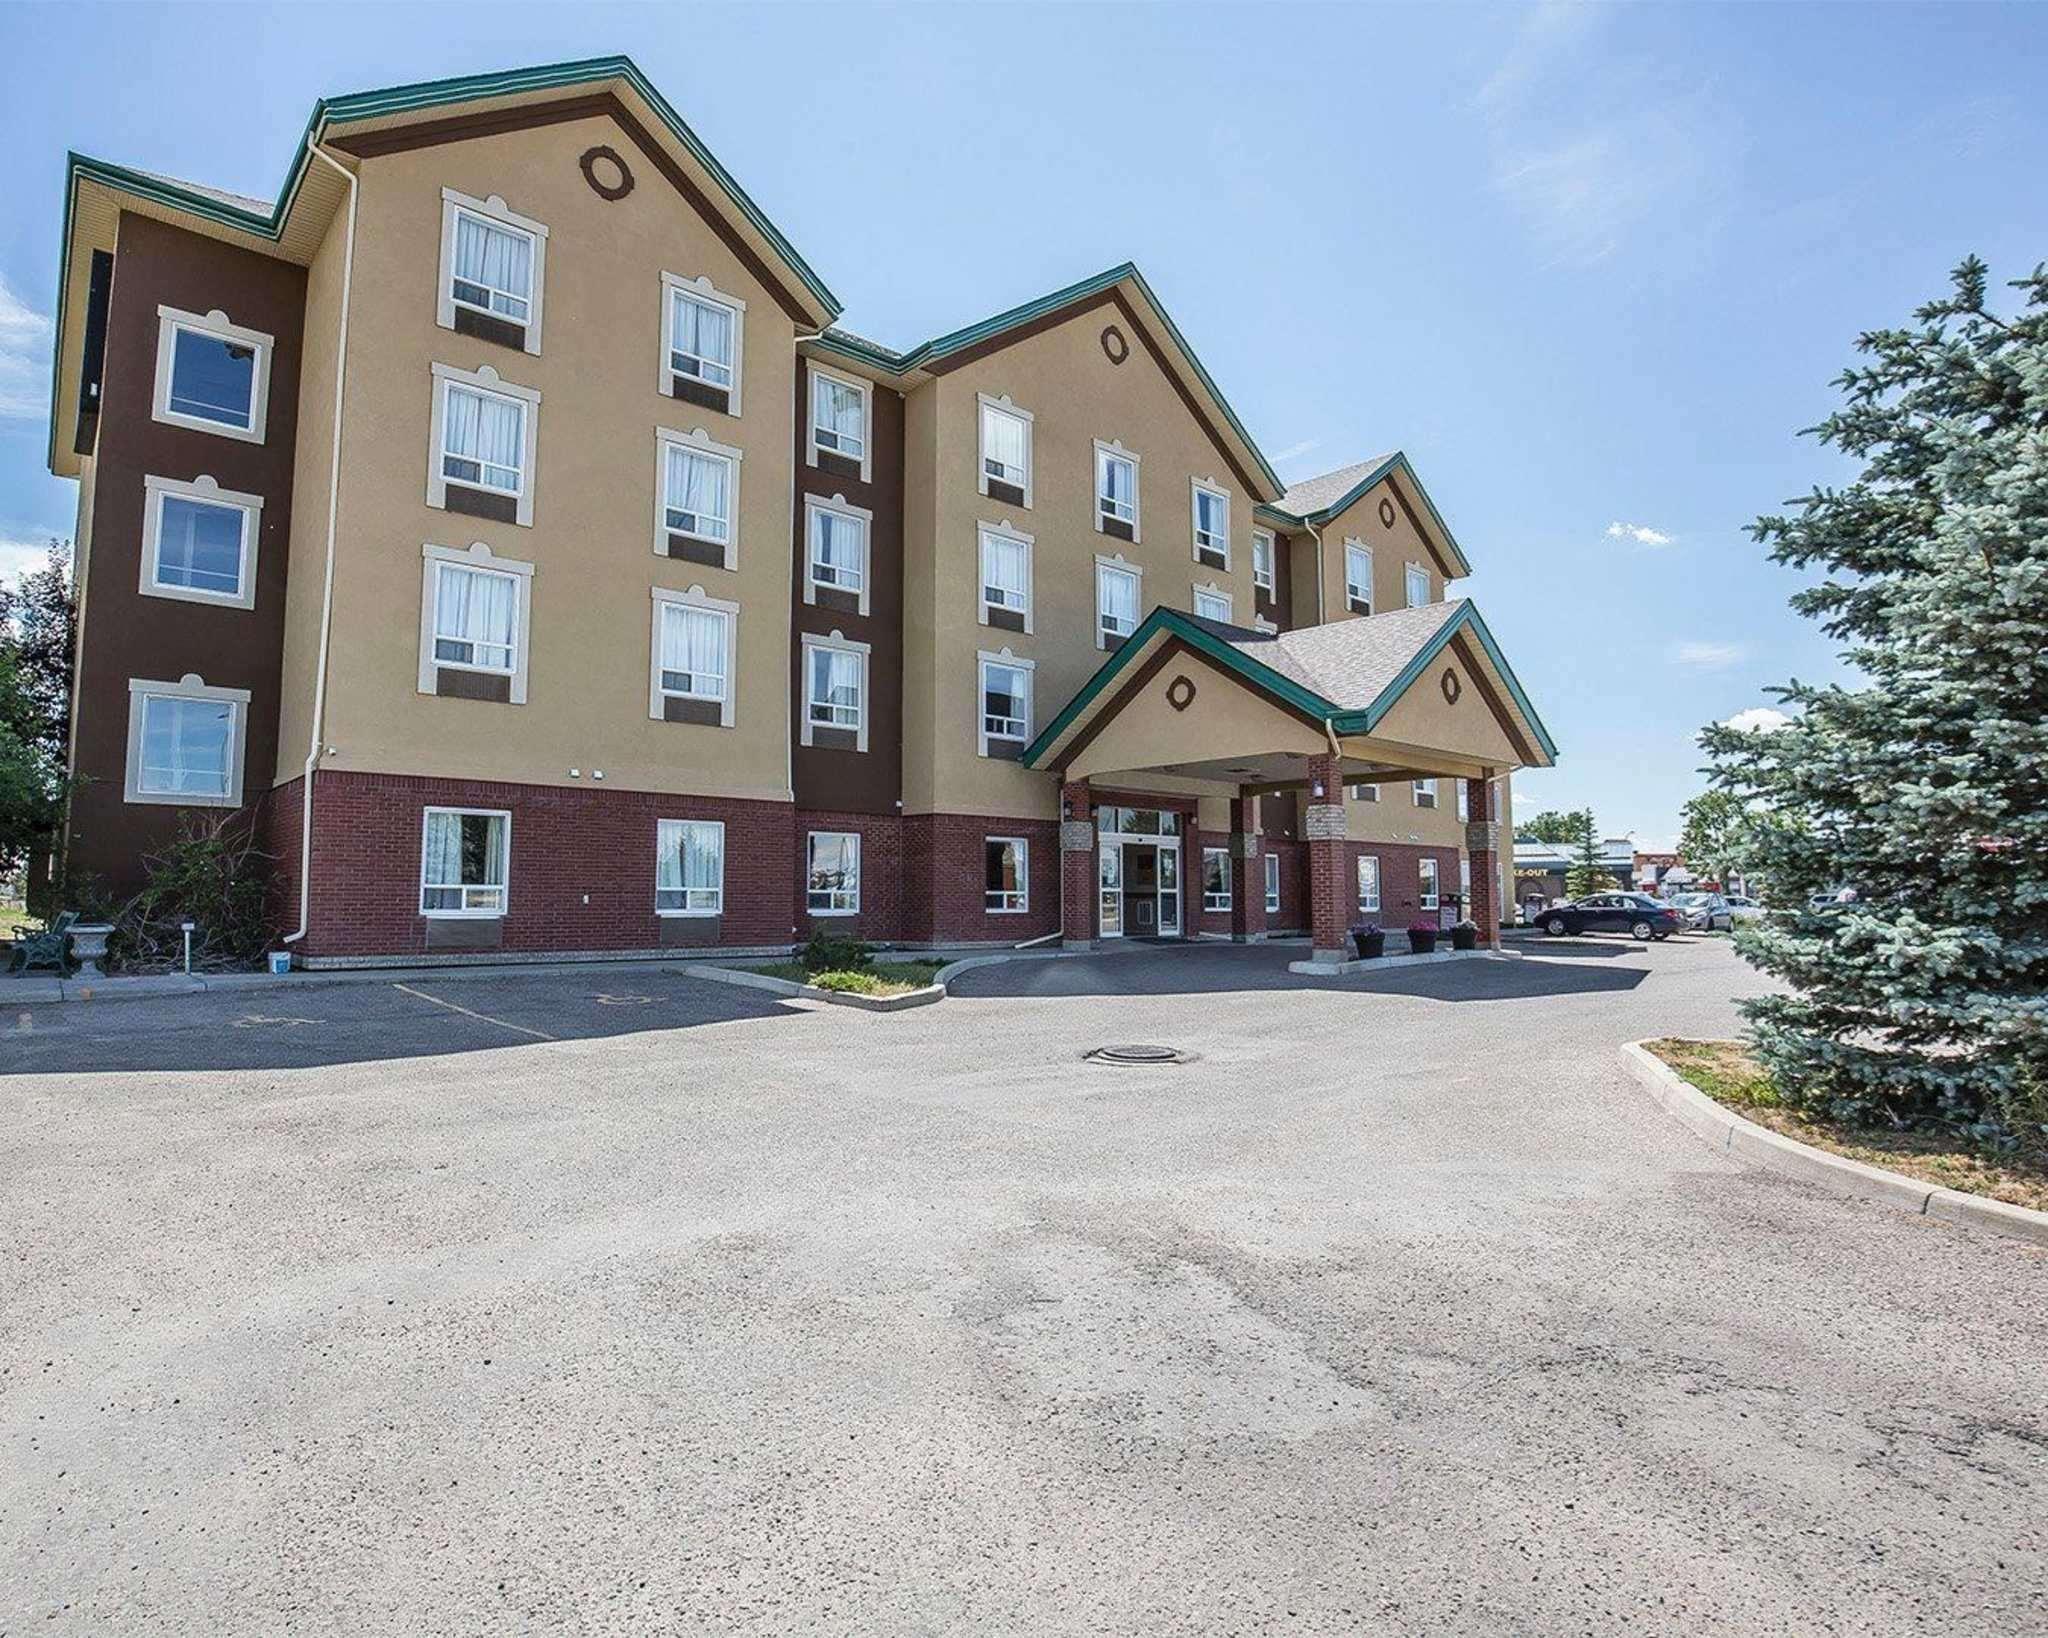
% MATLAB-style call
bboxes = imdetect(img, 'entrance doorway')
[1099,838,1182,940]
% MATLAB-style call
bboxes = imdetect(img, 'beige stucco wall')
[1316,477,1450,625]
[282,114,796,799]
[1064,650,1324,784]
[901,297,1267,821]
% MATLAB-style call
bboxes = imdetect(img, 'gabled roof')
[1023,598,1557,771]
[1256,451,1472,579]
[809,262,1283,502]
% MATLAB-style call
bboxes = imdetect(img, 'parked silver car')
[1671,892,1766,931]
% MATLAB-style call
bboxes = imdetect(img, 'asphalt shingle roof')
[1274,455,1397,521]
[1219,600,1464,712]
[133,167,272,216]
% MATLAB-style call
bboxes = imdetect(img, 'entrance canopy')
[1023,600,1556,793]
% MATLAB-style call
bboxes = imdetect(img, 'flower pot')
[1451,924,1478,951]
[1407,927,1438,955]
[1351,930,1385,959]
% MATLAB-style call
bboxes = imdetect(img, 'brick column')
[1059,780,1096,950]
[1228,792,1266,943]
[1464,776,1500,951]
[1305,753,1349,962]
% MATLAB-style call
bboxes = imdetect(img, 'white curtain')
[816,378,864,453]
[444,386,523,490]
[983,664,1026,732]
[1196,489,1227,540]
[811,648,861,720]
[1098,567,1138,630]
[982,534,1027,605]
[452,215,532,318]
[436,565,516,668]
[667,446,731,539]
[661,605,727,693]
[1100,454,1134,514]
[657,820,723,907]
[814,511,864,586]
[672,292,734,381]
[423,811,504,902]
[983,406,1026,476]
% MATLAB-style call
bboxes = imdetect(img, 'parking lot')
[3,936,2043,1634]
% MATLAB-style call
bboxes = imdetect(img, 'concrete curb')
[684,949,1074,1014]
[1621,1041,2048,1250]
[1288,947,1525,977]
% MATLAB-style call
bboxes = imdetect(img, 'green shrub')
[114,815,278,973]
[799,929,872,975]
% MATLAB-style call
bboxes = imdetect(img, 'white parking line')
[391,983,556,1042]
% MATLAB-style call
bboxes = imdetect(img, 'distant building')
[1511,836,1636,916]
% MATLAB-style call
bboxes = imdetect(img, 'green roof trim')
[1328,602,1558,761]
[1254,451,1472,579]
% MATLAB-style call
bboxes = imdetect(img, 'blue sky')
[2,2,2043,848]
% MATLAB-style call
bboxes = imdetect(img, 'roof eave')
[1330,602,1557,763]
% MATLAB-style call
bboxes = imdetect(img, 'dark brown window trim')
[985,606,1026,633]
[1098,514,1135,543]
[435,667,513,703]
[661,696,724,726]
[452,306,529,352]
[984,478,1026,508]
[666,532,727,567]
[445,484,519,524]
[670,374,731,415]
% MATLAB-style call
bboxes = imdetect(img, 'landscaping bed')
[1645,1038,2048,1212]
[744,960,947,999]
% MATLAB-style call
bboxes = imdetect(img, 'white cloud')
[1721,706,1791,735]
[0,277,52,421]
[1671,640,1744,668]
[1607,520,1674,547]
[1269,437,1322,469]
[0,532,64,586]
[1512,791,1539,809]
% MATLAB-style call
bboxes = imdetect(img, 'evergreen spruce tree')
[1564,810,1610,898]
[1701,259,2047,1148]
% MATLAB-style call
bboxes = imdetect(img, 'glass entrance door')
[1098,842,1123,938]
[1158,843,1182,936]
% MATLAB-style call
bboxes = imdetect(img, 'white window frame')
[1358,854,1381,913]
[1420,856,1441,911]
[803,494,872,615]
[1344,540,1374,614]
[1093,438,1141,540]
[801,630,871,751]
[1202,846,1232,912]
[977,393,1033,507]
[660,271,746,415]
[654,424,743,570]
[806,830,861,916]
[1192,582,1233,624]
[139,474,262,610]
[1457,782,1470,822]
[984,836,1030,914]
[648,585,739,727]
[122,675,250,807]
[1190,478,1231,566]
[1264,850,1280,915]
[419,806,512,919]
[1252,527,1276,594]
[1406,562,1432,608]
[152,306,273,444]
[427,362,541,527]
[1095,554,1143,650]
[437,188,548,354]
[1414,779,1438,810]
[1460,856,1472,912]
[1349,782,1380,802]
[656,818,725,917]
[807,361,872,483]
[977,648,1035,758]
[417,542,534,704]
[976,520,1034,632]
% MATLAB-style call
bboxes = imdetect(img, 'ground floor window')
[807,830,860,914]
[1461,857,1472,913]
[656,819,724,914]
[1420,856,1440,910]
[1358,854,1381,913]
[421,807,509,915]
[985,836,1028,912]
[124,678,249,806]
[1202,846,1231,911]
[1264,851,1279,914]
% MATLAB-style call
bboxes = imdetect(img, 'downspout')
[282,141,357,947]
[787,322,830,810]
[1303,516,1326,625]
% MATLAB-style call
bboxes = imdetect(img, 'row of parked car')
[1528,891,1765,941]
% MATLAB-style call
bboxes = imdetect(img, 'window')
[428,363,540,526]
[1457,782,1470,822]
[1414,779,1438,809]
[985,837,1029,912]
[1096,557,1141,648]
[803,635,868,748]
[438,189,547,353]
[1420,856,1440,910]
[656,819,724,915]
[140,475,261,609]
[978,524,1032,631]
[1264,851,1280,914]
[421,807,510,916]
[1252,528,1275,595]
[1193,585,1233,623]
[1202,847,1231,912]
[1348,782,1380,802]
[1192,481,1231,566]
[1406,563,1431,608]
[1358,854,1381,913]
[809,365,870,479]
[655,427,743,569]
[662,273,745,415]
[807,831,860,915]
[805,497,871,613]
[1345,542,1374,614]
[152,306,272,443]
[978,395,1033,504]
[978,652,1033,756]
[417,543,533,704]
[1095,440,1139,540]
[1460,856,1472,912]
[649,588,737,726]
[123,676,249,806]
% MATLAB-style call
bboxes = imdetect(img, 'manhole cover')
[1084,1043,1193,1066]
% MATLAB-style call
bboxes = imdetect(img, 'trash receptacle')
[267,951,292,975]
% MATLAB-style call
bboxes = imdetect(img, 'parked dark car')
[1535,892,1682,941]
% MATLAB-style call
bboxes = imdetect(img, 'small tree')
[1563,810,1614,897]
[1520,809,1584,845]
[1677,789,1751,885]
[0,544,75,908]
[1700,258,2048,1151]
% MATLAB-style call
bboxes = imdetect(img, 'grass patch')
[1646,1038,2048,1213]
[745,960,947,998]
